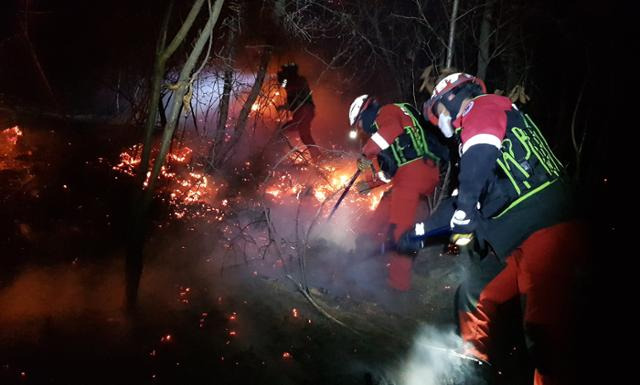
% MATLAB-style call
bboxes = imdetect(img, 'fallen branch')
[285,274,361,336]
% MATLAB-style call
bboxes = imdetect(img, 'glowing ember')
[1,126,26,170]
[248,82,287,119]
[110,144,219,218]
[266,188,281,197]
[1,126,22,146]
[369,190,384,211]
[313,189,327,201]
[178,286,191,304]
[160,334,172,343]
[291,308,299,318]
[199,312,208,328]
[282,352,292,359]
[263,158,389,213]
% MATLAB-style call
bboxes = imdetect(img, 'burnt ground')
[1,116,592,385]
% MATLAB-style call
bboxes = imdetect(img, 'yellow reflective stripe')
[492,179,556,218]
[392,103,439,164]
[391,138,406,164]
[529,142,554,176]
[524,114,563,169]
[496,158,521,195]
[511,127,532,160]
[503,151,530,179]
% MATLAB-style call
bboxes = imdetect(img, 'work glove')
[395,222,427,255]
[449,209,476,247]
[356,157,373,172]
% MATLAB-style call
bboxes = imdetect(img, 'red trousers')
[283,104,320,159]
[458,222,587,385]
[356,159,440,291]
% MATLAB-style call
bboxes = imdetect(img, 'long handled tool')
[327,169,361,220]
[409,225,451,241]
[392,225,452,254]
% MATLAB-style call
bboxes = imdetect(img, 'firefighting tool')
[420,343,491,366]
[328,169,361,219]
[395,225,451,254]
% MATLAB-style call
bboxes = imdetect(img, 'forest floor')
[0,116,535,385]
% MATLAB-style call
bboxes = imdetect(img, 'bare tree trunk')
[190,98,199,135]
[209,23,237,165]
[476,1,493,79]
[146,1,224,200]
[136,0,176,190]
[127,0,225,313]
[218,46,272,164]
[446,0,460,68]
[138,0,208,187]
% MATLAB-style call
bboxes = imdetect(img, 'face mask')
[438,113,454,138]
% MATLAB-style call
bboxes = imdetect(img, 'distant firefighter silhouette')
[277,63,320,160]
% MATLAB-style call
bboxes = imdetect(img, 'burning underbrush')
[1,125,26,171]
[111,143,224,220]
[110,142,388,249]
[0,123,466,385]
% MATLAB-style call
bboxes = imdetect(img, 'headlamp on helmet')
[277,62,299,88]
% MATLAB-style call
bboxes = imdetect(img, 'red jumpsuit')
[281,76,320,159]
[450,95,586,385]
[358,104,440,291]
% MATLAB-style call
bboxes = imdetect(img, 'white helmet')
[348,94,370,126]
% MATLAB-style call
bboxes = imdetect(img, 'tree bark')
[446,0,460,68]
[209,20,237,166]
[476,1,493,80]
[218,46,272,164]
[137,0,175,190]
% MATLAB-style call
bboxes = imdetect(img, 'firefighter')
[277,62,321,160]
[348,95,448,292]
[399,72,586,384]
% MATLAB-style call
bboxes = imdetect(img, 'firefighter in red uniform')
[398,73,586,384]
[277,63,321,160]
[348,95,447,291]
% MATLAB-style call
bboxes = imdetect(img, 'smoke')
[392,325,479,385]
[0,264,121,322]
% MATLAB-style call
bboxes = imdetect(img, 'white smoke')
[393,325,477,385]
